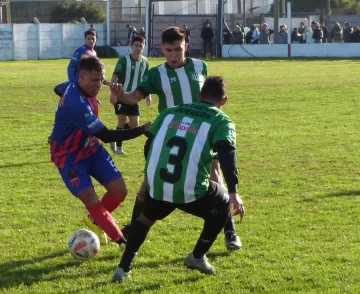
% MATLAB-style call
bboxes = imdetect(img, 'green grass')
[1,58,360,293]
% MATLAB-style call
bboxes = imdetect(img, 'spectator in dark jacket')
[232,26,244,44]
[291,28,302,44]
[245,27,253,44]
[201,23,214,58]
[343,22,353,43]
[298,22,306,43]
[321,22,329,43]
[351,26,360,43]
[313,23,323,43]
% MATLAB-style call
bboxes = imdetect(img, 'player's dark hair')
[84,29,97,38]
[161,27,185,44]
[200,76,226,102]
[132,35,145,44]
[79,56,104,73]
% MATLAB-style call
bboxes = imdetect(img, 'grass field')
[1,57,360,293]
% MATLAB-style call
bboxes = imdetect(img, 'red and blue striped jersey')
[67,45,97,82]
[50,82,104,168]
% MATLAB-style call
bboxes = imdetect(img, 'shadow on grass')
[0,250,79,290]
[0,161,50,169]
[320,190,360,198]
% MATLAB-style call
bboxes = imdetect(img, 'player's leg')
[87,147,128,245]
[113,189,175,282]
[111,102,126,155]
[121,177,147,239]
[203,40,207,58]
[127,114,139,128]
[115,114,127,154]
[118,104,140,154]
[210,158,242,250]
[179,181,230,275]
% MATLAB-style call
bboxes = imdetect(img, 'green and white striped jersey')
[145,101,236,204]
[139,58,207,113]
[113,54,149,92]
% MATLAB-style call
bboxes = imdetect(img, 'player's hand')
[142,121,153,132]
[145,95,152,106]
[97,99,101,105]
[109,83,123,105]
[229,193,245,220]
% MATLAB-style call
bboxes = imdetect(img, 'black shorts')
[114,102,140,116]
[143,181,230,221]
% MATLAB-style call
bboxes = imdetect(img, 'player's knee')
[136,188,146,201]
[111,186,128,202]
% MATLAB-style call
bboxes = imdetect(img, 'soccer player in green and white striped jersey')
[110,27,241,251]
[109,35,150,155]
[112,76,245,282]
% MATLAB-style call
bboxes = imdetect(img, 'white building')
[120,0,273,15]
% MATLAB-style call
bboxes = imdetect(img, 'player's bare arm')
[111,74,118,84]
[110,83,144,105]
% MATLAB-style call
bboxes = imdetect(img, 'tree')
[51,1,106,23]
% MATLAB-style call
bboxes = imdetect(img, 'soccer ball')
[67,229,100,261]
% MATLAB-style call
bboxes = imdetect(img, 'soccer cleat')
[83,215,108,246]
[225,232,242,250]
[184,253,215,275]
[110,142,117,153]
[112,267,131,283]
[114,148,126,155]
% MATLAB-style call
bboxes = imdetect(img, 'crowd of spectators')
[223,20,360,44]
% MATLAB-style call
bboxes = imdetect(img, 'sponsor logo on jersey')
[190,72,201,81]
[227,128,236,138]
[84,113,101,129]
[132,66,135,70]
[167,120,199,134]
[84,113,97,122]
[87,119,101,129]
[169,77,177,83]
[84,136,96,147]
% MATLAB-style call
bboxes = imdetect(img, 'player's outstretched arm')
[109,83,144,105]
[95,122,152,143]
[217,143,245,220]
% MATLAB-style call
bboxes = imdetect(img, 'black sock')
[130,197,145,224]
[223,214,236,236]
[119,220,150,272]
[116,126,123,148]
[124,123,130,130]
[193,217,224,259]
[115,237,127,246]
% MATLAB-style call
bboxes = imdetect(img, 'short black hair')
[79,56,104,73]
[200,76,226,102]
[161,27,185,44]
[84,29,96,39]
[132,35,145,44]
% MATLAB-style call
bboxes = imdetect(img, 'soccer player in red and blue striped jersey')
[54,30,97,97]
[50,56,151,246]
